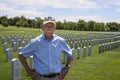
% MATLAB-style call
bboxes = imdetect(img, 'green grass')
[65,47,120,80]
[0,25,120,80]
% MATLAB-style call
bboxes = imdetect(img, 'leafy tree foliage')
[0,15,120,31]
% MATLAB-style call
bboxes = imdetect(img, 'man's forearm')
[66,56,72,65]
[59,56,72,80]
[18,54,31,74]
[18,54,40,80]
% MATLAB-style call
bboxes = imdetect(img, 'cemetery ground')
[0,26,120,80]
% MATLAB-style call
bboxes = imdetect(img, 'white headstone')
[11,58,21,80]
[77,47,81,59]
[72,48,75,61]
[13,42,18,51]
[88,46,92,56]
[83,46,87,57]
[18,47,23,52]
[30,56,34,69]
[99,44,101,53]
[3,43,8,53]
[5,48,12,62]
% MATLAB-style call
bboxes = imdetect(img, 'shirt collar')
[42,34,54,41]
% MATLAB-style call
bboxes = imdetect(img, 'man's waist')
[38,73,60,78]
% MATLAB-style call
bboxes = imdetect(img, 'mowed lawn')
[0,26,120,80]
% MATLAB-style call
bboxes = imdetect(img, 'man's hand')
[59,66,70,80]
[28,69,40,80]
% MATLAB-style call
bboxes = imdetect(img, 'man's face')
[42,22,56,37]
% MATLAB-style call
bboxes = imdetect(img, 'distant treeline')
[0,15,120,31]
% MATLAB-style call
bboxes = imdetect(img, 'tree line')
[0,15,120,31]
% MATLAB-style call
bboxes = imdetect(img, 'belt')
[39,73,60,78]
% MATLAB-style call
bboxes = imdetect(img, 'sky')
[0,0,120,23]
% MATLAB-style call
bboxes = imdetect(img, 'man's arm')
[18,54,39,80]
[59,56,72,80]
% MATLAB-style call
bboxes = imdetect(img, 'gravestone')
[11,58,21,80]
[18,47,23,52]
[72,48,75,61]
[83,46,87,57]
[13,42,18,51]
[104,43,108,51]
[108,43,110,51]
[88,46,92,56]
[70,42,73,49]
[63,53,67,64]
[5,48,12,62]
[30,56,34,69]
[101,44,104,52]
[21,41,26,47]
[1,36,5,44]
[77,47,81,59]
[74,42,77,49]
[82,41,84,48]
[11,39,15,47]
[113,42,115,50]
[87,39,89,46]
[3,43,8,53]
[78,41,81,47]
[111,42,113,50]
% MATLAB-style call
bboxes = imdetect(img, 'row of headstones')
[5,45,92,63]
[1,35,34,48]
[68,37,113,49]
[1,34,94,50]
[1,33,120,53]
[0,33,102,45]
[1,33,119,48]
[99,40,120,53]
[3,42,26,52]
[67,33,120,49]
[64,46,92,63]
[0,33,38,43]
[4,47,22,62]
[1,34,119,56]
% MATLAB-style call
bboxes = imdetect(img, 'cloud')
[0,1,45,18]
[57,15,104,22]
[105,0,120,13]
[1,0,99,9]
[116,8,120,12]
[0,0,100,18]
[45,0,99,9]
[57,15,120,23]
[0,0,120,23]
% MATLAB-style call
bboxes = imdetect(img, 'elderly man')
[18,16,72,80]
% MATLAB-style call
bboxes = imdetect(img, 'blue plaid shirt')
[19,34,72,75]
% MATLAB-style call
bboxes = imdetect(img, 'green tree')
[13,16,21,26]
[16,20,23,27]
[106,22,119,31]
[76,19,86,31]
[35,17,43,28]
[63,20,68,30]
[23,21,29,27]
[1,15,9,27]
[56,21,63,30]
[87,20,95,31]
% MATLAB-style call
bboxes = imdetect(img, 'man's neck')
[45,35,53,41]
